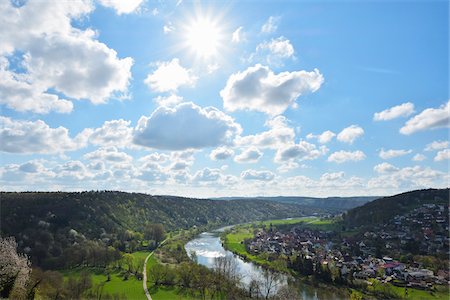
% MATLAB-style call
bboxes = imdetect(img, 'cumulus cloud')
[368,165,446,190]
[0,116,87,154]
[261,16,279,34]
[400,100,450,135]
[232,26,245,43]
[434,149,450,161]
[54,160,91,181]
[374,162,399,174]
[144,58,197,92]
[275,141,327,162]
[84,147,132,163]
[210,147,234,161]
[87,119,133,148]
[237,116,295,149]
[153,94,183,107]
[412,154,427,161]
[220,64,324,116]
[98,0,144,14]
[193,168,222,182]
[327,150,366,163]
[373,102,415,121]
[320,172,345,181]
[425,140,449,151]
[0,58,73,114]
[234,147,263,163]
[253,37,294,65]
[241,169,275,181]
[133,102,242,150]
[337,125,364,144]
[306,130,336,144]
[379,149,412,159]
[0,1,133,113]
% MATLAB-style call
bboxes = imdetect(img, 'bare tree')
[248,278,261,299]
[213,255,240,283]
[260,269,281,300]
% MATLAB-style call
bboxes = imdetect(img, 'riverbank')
[221,218,449,300]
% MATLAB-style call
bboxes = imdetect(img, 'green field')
[367,279,450,300]
[60,251,151,299]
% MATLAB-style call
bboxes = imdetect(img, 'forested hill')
[343,188,450,227]
[1,191,314,268]
[216,196,378,211]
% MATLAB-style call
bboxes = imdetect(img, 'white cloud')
[400,100,450,135]
[434,149,450,161]
[425,140,449,151]
[373,102,415,121]
[163,23,175,34]
[337,125,364,144]
[237,116,295,149]
[412,154,427,161]
[0,1,133,113]
[368,165,446,190]
[253,37,294,65]
[232,26,245,43]
[98,0,144,14]
[84,147,132,163]
[220,64,324,116]
[133,102,242,150]
[210,147,234,161]
[153,94,183,107]
[320,172,345,181]
[327,150,366,163]
[54,160,92,181]
[241,169,275,181]
[306,130,336,144]
[379,149,412,159]
[275,141,327,162]
[374,162,399,174]
[234,147,263,163]
[170,161,190,171]
[261,16,279,34]
[144,58,197,92]
[87,119,133,148]
[0,58,73,114]
[193,168,222,182]
[0,116,87,154]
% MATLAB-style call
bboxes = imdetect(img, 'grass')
[367,279,450,300]
[62,267,145,299]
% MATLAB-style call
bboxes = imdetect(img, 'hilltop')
[216,196,379,211]
[343,188,449,227]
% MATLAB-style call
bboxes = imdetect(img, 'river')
[185,226,345,299]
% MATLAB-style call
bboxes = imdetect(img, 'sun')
[185,17,222,59]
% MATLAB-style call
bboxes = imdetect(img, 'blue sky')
[1,0,448,197]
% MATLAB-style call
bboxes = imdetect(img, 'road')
[143,252,154,300]
[143,239,167,300]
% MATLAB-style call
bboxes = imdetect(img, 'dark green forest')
[1,191,316,269]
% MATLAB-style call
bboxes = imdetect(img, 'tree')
[32,269,66,300]
[0,237,31,299]
[213,256,240,283]
[261,268,282,300]
[144,224,166,245]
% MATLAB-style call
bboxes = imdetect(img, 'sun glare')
[185,18,222,58]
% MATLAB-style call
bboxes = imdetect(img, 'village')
[245,204,449,290]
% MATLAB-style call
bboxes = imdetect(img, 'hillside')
[343,188,449,227]
[218,196,379,211]
[1,191,314,268]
